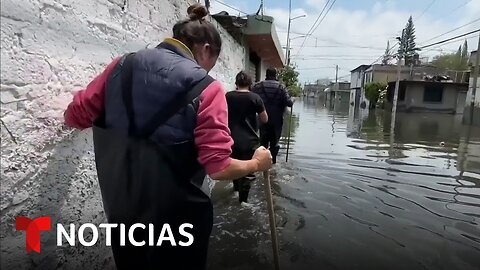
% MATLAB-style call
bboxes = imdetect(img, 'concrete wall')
[0,0,244,268]
[463,50,479,125]
[350,71,361,89]
[259,59,268,83]
[366,69,409,84]
[404,84,461,112]
[465,75,480,106]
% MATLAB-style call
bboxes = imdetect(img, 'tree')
[461,39,468,67]
[398,16,420,65]
[382,41,391,65]
[278,65,302,97]
[364,82,387,109]
[431,40,469,71]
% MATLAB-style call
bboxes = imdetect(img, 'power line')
[292,36,386,52]
[420,17,480,44]
[440,0,472,18]
[310,0,337,34]
[419,34,478,53]
[297,67,336,71]
[420,29,480,49]
[416,0,436,20]
[295,0,332,56]
[293,54,380,57]
[295,58,377,60]
[287,44,385,50]
[306,0,331,36]
[368,42,399,66]
[213,0,248,15]
[296,0,337,57]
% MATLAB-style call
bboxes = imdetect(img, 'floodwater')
[208,98,480,270]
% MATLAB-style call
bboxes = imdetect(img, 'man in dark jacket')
[252,68,293,164]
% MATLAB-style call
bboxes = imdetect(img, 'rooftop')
[350,64,371,72]
[387,80,468,87]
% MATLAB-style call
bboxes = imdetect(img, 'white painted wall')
[0,0,244,268]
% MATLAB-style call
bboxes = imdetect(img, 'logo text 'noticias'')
[16,216,194,253]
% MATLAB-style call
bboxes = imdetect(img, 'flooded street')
[208,98,480,270]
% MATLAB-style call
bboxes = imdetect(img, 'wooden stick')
[285,105,293,162]
[263,170,280,270]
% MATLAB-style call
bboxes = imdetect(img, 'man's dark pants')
[260,122,282,164]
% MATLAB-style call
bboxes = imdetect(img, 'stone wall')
[0,0,244,268]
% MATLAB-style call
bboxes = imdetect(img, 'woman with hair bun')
[64,4,272,269]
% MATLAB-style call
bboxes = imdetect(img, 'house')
[385,80,468,114]
[364,64,445,84]
[463,50,480,125]
[303,82,327,98]
[325,82,351,107]
[350,64,446,109]
[212,12,285,82]
[350,65,371,108]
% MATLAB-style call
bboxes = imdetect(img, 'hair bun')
[187,4,208,21]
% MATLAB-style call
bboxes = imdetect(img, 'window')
[423,84,443,103]
[399,84,406,101]
[387,83,406,102]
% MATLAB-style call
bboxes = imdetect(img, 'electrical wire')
[295,0,332,56]
[420,29,480,49]
[293,54,381,58]
[294,58,379,61]
[310,0,337,34]
[419,33,478,53]
[439,0,472,18]
[420,17,480,44]
[296,1,338,57]
[213,0,248,15]
[287,44,385,50]
[368,42,399,66]
[416,0,436,20]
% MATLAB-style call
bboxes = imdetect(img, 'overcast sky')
[209,0,480,83]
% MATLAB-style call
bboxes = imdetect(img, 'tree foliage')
[365,82,387,109]
[382,41,391,65]
[398,16,420,65]
[430,40,469,71]
[278,65,302,97]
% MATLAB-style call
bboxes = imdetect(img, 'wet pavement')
[208,98,480,270]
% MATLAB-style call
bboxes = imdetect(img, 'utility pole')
[469,33,480,125]
[286,0,292,63]
[285,1,305,66]
[335,65,338,87]
[391,33,404,135]
[391,55,402,135]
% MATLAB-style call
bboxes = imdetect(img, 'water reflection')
[275,98,480,270]
[209,98,480,270]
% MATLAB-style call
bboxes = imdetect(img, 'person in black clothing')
[252,68,294,164]
[226,71,268,203]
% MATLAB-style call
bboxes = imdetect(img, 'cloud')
[210,0,480,83]
[265,1,480,82]
[305,0,326,10]
[209,0,248,16]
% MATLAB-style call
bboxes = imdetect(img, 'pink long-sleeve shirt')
[64,58,233,175]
